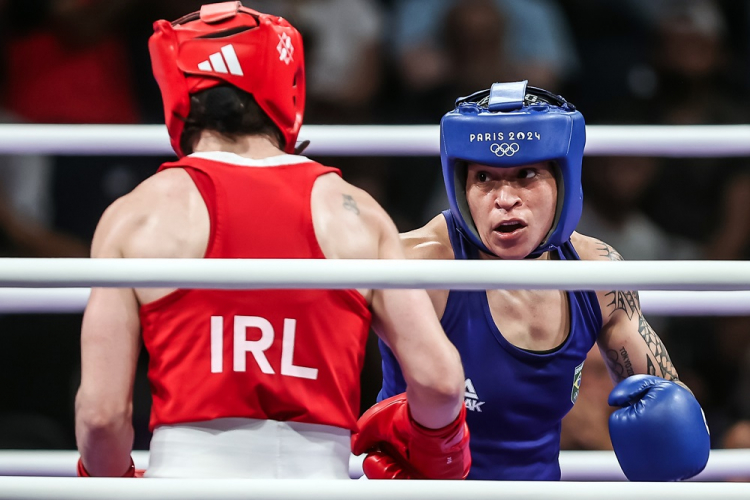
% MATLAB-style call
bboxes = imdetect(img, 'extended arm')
[369,211,463,429]
[312,178,464,427]
[347,195,468,479]
[311,177,468,478]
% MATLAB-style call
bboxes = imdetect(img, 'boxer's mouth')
[494,220,526,233]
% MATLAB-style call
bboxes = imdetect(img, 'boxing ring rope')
[1,477,749,500]
[2,259,750,314]
[1,288,749,315]
[2,123,750,157]
[0,258,748,290]
[0,449,747,482]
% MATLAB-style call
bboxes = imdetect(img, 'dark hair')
[180,86,285,155]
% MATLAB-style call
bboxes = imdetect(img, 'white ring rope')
[2,124,750,157]
[1,289,750,316]
[0,477,748,500]
[0,450,746,482]
[0,258,748,291]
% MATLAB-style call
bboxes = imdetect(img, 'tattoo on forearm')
[600,240,678,381]
[606,293,679,380]
[605,290,639,321]
[596,241,624,261]
[638,314,678,380]
[606,347,635,382]
[342,194,360,215]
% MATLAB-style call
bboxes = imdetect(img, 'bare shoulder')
[312,172,398,260]
[130,168,197,203]
[91,168,202,258]
[570,231,624,262]
[312,172,392,228]
[400,214,454,260]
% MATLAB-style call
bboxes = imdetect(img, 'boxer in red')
[74,2,469,479]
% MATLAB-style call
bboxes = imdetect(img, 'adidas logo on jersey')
[464,378,485,412]
[198,44,244,76]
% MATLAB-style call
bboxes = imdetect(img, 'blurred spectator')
[721,419,750,481]
[640,0,750,262]
[735,347,750,420]
[248,0,386,123]
[579,155,698,262]
[2,0,141,124]
[560,1,663,116]
[0,110,87,257]
[391,0,579,104]
[723,420,750,449]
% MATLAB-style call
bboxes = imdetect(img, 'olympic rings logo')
[490,143,520,157]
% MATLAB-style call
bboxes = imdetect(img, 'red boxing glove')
[351,393,470,479]
[77,457,144,477]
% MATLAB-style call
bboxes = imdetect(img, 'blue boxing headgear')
[441,81,585,258]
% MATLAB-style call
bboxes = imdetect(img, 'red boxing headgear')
[149,2,305,156]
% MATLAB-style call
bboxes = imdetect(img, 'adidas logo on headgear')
[198,44,244,76]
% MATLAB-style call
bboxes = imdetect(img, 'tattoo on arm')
[342,194,360,215]
[604,290,639,321]
[596,241,624,261]
[638,314,678,380]
[605,288,679,381]
[600,239,678,380]
[605,347,635,382]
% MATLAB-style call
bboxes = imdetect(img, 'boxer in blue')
[373,81,710,481]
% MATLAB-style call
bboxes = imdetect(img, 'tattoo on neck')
[342,194,360,215]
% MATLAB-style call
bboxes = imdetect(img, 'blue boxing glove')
[608,375,709,481]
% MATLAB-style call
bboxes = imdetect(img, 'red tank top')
[140,152,372,431]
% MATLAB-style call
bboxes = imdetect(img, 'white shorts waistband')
[147,417,351,479]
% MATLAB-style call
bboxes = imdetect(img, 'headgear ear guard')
[440,80,586,258]
[149,1,305,157]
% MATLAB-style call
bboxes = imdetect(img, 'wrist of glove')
[608,375,710,481]
[77,457,144,478]
[352,393,471,479]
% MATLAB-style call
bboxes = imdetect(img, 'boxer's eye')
[477,171,489,182]
[518,168,536,179]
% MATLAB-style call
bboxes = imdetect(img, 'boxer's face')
[465,161,557,259]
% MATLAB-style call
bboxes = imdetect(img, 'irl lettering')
[210,315,319,380]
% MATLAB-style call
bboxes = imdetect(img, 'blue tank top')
[378,210,603,480]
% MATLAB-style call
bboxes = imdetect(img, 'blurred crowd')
[1,0,750,467]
